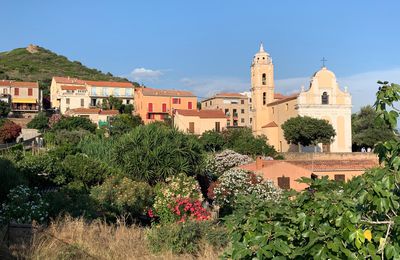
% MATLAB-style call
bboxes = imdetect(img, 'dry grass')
[16,216,222,260]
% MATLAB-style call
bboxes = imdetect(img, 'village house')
[64,108,119,127]
[50,77,134,114]
[0,80,41,114]
[174,109,227,135]
[134,87,197,124]
[201,92,252,127]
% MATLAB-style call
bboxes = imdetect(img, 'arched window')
[321,92,329,104]
[262,73,266,85]
[263,92,266,105]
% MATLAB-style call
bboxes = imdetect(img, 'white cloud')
[130,67,163,81]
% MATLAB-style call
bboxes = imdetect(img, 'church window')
[285,103,289,111]
[322,92,329,104]
[262,73,266,85]
[263,92,266,105]
[272,107,274,114]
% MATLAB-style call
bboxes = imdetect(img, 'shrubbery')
[205,149,253,178]
[0,119,21,143]
[51,116,97,133]
[0,158,27,202]
[27,111,49,132]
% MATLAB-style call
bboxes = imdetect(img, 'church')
[251,44,352,153]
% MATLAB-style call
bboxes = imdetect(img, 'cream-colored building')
[251,44,352,152]
[201,93,251,127]
[174,109,227,135]
[64,108,119,127]
[50,77,134,114]
[0,80,41,114]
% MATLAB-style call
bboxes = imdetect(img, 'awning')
[12,98,37,104]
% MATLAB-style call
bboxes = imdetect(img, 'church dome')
[252,43,272,65]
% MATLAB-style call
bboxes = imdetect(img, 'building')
[50,77,134,114]
[134,87,197,124]
[201,92,251,127]
[240,155,378,191]
[0,80,41,114]
[251,43,352,152]
[174,109,227,135]
[64,108,119,127]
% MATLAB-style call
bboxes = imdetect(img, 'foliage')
[146,220,228,255]
[0,100,10,117]
[153,173,203,223]
[199,130,225,152]
[109,114,143,136]
[44,129,92,147]
[112,123,204,184]
[48,113,62,128]
[222,127,277,156]
[0,185,48,224]
[77,135,117,165]
[282,116,336,150]
[0,157,27,202]
[51,116,97,133]
[0,119,21,143]
[90,176,154,219]
[211,168,281,212]
[205,149,253,179]
[27,111,49,132]
[101,95,123,110]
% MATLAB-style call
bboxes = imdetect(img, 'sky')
[1,0,400,112]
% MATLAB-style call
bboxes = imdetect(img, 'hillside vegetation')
[0,45,137,88]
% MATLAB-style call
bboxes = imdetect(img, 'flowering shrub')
[0,185,48,224]
[0,120,22,143]
[205,149,253,178]
[210,168,281,210]
[172,198,210,223]
[153,173,206,223]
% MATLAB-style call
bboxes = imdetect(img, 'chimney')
[256,156,263,170]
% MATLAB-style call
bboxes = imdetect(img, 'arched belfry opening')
[321,91,329,104]
[262,73,266,85]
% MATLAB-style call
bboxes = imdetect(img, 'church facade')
[251,44,352,153]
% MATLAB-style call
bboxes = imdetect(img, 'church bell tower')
[251,43,274,135]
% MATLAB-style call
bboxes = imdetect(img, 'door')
[189,122,195,134]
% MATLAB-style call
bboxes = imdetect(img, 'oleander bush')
[205,149,253,179]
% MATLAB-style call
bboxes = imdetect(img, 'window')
[91,87,97,96]
[215,122,221,132]
[241,109,245,114]
[28,88,33,96]
[225,109,229,115]
[241,100,244,104]
[233,120,238,127]
[233,109,237,117]
[227,121,230,126]
[334,174,345,182]
[2,88,7,94]
[250,118,252,123]
[102,87,108,96]
[148,103,153,112]
[278,176,290,189]
[114,88,119,96]
[14,88,19,96]
[210,101,212,106]
[147,114,154,119]
[272,107,275,114]
[262,73,266,85]
[285,103,289,111]
[91,99,97,107]
[189,122,195,133]
[241,118,245,123]
[66,98,70,105]
[126,88,132,96]
[322,92,329,104]
[172,98,181,104]
[188,101,192,109]
[126,99,130,104]
[80,99,84,107]
[263,92,266,105]
[162,103,167,112]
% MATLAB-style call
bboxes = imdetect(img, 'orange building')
[174,109,227,135]
[239,157,378,191]
[134,87,197,124]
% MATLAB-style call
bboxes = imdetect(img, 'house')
[64,108,119,127]
[239,156,378,191]
[50,77,134,114]
[201,92,252,127]
[134,87,197,124]
[174,109,227,135]
[0,80,41,114]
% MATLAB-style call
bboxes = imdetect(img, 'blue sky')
[1,0,400,111]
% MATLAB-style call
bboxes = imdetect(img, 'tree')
[0,101,11,118]
[27,111,49,132]
[352,105,396,150]
[0,119,22,143]
[109,114,143,136]
[282,116,336,152]
[200,130,225,152]
[51,116,97,133]
[101,96,123,110]
[112,123,203,185]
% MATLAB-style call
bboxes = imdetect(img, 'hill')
[0,44,138,89]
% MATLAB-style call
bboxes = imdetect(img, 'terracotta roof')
[53,76,86,85]
[10,81,39,88]
[85,80,133,88]
[0,80,13,86]
[261,121,278,128]
[215,92,246,98]
[267,93,298,106]
[61,85,87,91]
[274,93,288,99]
[176,109,226,118]
[288,159,378,172]
[66,108,101,115]
[140,87,196,97]
[99,110,119,115]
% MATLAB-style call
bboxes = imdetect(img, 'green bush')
[0,158,27,202]
[112,123,204,184]
[199,130,225,152]
[44,129,92,147]
[109,114,143,136]
[51,116,97,133]
[146,221,228,255]
[90,176,153,219]
[27,112,49,132]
